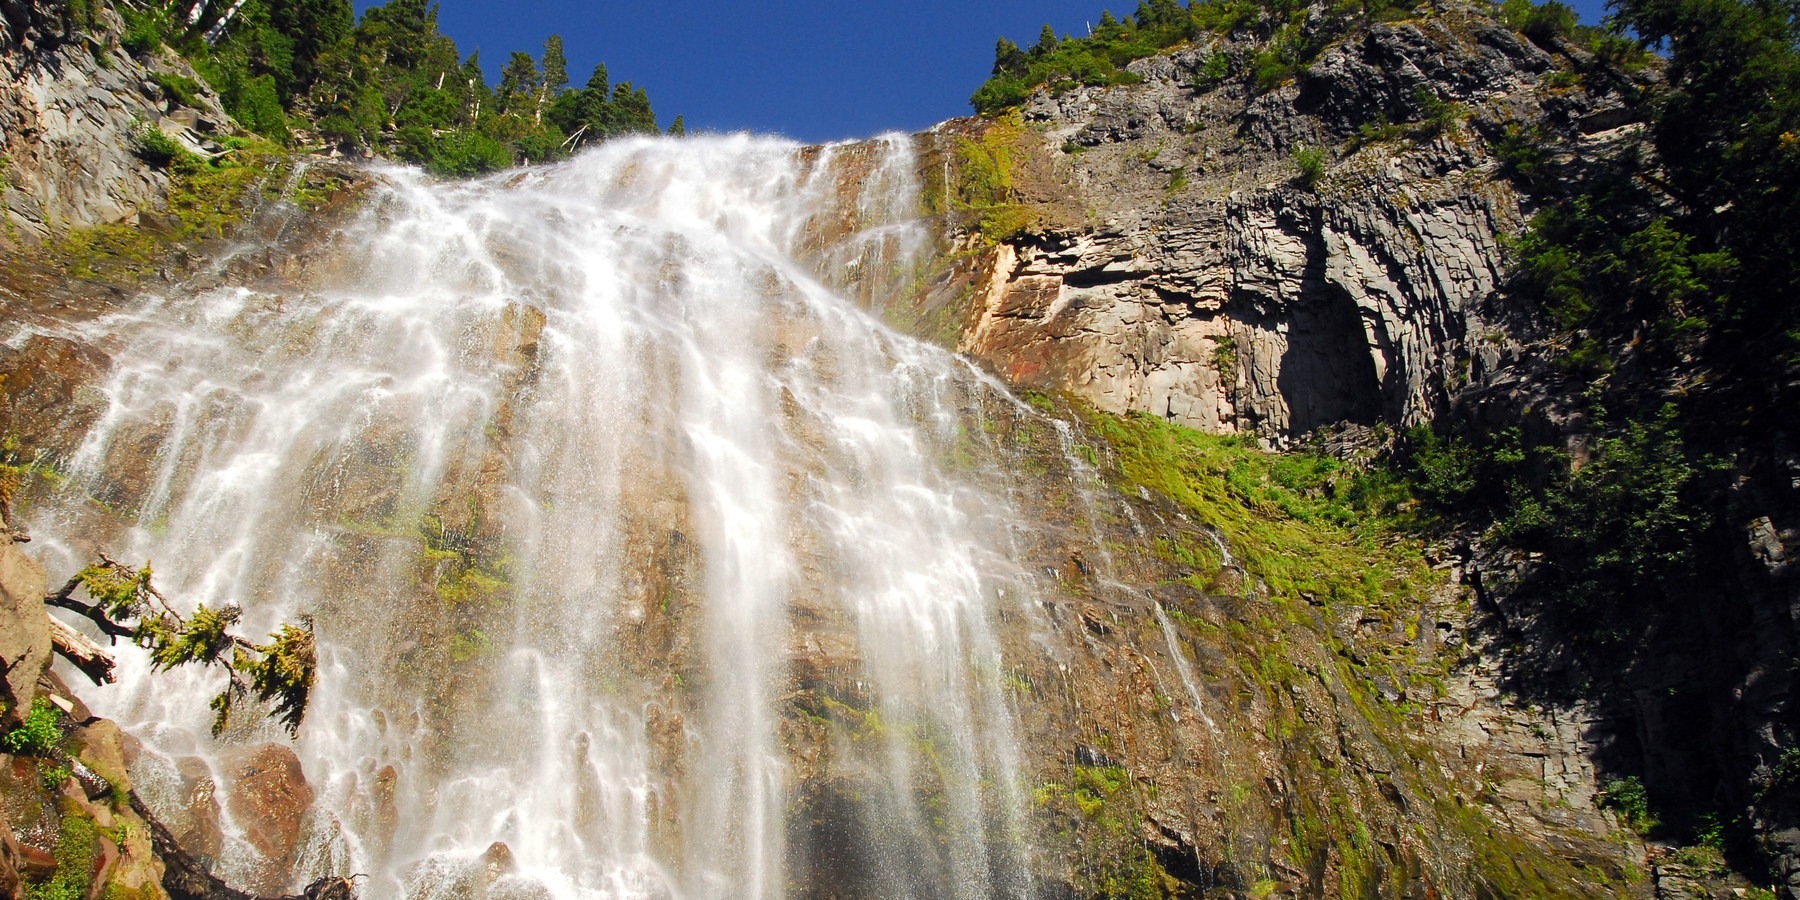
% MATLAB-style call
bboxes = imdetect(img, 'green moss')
[1036,764,1176,898]
[13,138,312,282]
[447,629,494,662]
[2,698,65,757]
[950,114,1038,244]
[25,812,97,900]
[435,565,511,607]
[1073,405,1435,617]
[150,72,206,109]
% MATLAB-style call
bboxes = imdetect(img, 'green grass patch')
[13,137,320,282]
[1074,406,1432,612]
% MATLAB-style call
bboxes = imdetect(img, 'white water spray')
[23,134,1041,900]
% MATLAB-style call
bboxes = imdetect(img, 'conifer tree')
[992,37,1029,76]
[541,34,569,97]
[498,51,539,117]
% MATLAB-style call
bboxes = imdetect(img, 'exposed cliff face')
[935,8,1644,442]
[902,9,1800,898]
[0,0,1755,896]
[0,0,230,247]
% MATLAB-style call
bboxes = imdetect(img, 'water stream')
[19,134,1055,899]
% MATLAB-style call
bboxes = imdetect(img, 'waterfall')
[21,134,1048,899]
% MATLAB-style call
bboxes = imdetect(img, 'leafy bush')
[1251,48,1300,90]
[1292,145,1326,189]
[151,72,205,109]
[1,697,63,757]
[1410,86,1461,138]
[1191,50,1232,87]
[131,120,193,167]
[420,131,514,177]
[1500,0,1578,42]
[1492,123,1550,187]
[1403,426,1477,509]
[124,17,166,55]
[1600,776,1655,831]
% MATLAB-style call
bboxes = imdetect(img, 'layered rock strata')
[0,0,229,247]
[935,9,1646,441]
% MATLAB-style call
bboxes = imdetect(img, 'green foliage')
[970,0,1427,111]
[61,560,316,737]
[1,698,64,757]
[1394,407,1723,666]
[130,120,192,168]
[1514,193,1738,354]
[1211,334,1236,371]
[1291,145,1325,189]
[23,814,96,900]
[969,3,1200,114]
[145,603,239,671]
[150,72,205,109]
[78,562,154,622]
[237,623,317,735]
[1410,86,1461,138]
[1193,49,1233,87]
[1492,123,1550,187]
[1250,47,1299,89]
[407,129,513,177]
[1511,411,1719,617]
[1600,776,1656,831]
[135,0,667,173]
[1403,425,1477,510]
[1500,0,1578,42]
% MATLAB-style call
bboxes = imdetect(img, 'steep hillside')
[908,4,1643,440]
[896,0,1799,893]
[0,0,1793,897]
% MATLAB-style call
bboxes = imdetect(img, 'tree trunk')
[45,614,114,685]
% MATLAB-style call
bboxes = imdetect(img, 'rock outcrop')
[0,0,230,247]
[0,536,48,721]
[0,512,174,899]
[932,7,1646,441]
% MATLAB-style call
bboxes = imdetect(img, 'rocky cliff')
[921,5,1645,442]
[0,0,235,247]
[0,0,1783,897]
[895,3,1800,897]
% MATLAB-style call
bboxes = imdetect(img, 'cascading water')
[19,134,1055,899]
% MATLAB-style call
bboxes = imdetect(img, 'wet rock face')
[222,743,315,894]
[937,6,1640,441]
[0,531,49,719]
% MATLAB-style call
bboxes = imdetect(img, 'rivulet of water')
[19,134,1050,899]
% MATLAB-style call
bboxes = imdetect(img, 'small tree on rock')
[46,557,317,737]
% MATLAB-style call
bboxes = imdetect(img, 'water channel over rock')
[24,134,1055,899]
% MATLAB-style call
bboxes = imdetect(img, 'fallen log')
[45,613,114,685]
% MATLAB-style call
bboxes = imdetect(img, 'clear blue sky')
[355,0,1613,144]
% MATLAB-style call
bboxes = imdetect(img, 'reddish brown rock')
[169,756,224,868]
[0,537,49,720]
[222,743,314,894]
